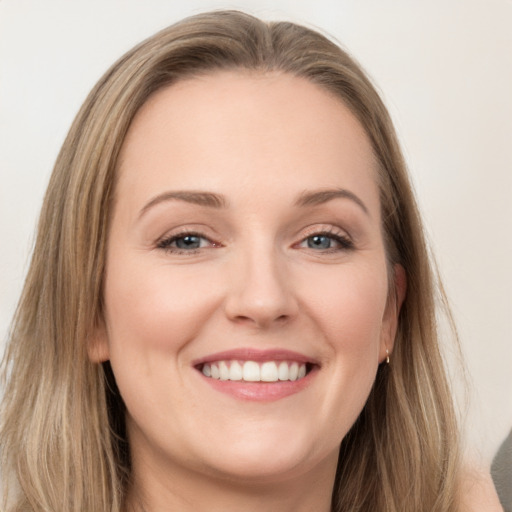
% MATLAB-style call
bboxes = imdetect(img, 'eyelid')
[294,224,355,251]
[156,229,221,254]
[298,224,352,241]
[154,223,354,254]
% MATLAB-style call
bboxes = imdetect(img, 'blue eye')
[173,235,203,249]
[157,233,213,253]
[300,232,353,251]
[307,235,334,249]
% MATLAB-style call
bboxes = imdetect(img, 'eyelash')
[156,228,354,255]
[157,231,217,254]
[298,230,354,253]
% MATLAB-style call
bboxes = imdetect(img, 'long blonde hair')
[1,10,462,511]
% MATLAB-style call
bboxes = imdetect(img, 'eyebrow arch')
[294,188,369,215]
[139,190,227,219]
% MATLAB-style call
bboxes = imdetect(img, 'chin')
[201,452,323,485]
[190,426,338,484]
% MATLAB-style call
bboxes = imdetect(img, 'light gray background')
[1,0,511,466]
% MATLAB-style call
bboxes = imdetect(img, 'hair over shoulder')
[1,10,463,511]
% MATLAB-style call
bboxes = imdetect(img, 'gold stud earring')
[386,348,390,364]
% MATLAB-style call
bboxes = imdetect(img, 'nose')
[223,246,298,329]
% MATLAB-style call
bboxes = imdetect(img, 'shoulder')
[460,465,504,512]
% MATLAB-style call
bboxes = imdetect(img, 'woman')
[0,10,502,512]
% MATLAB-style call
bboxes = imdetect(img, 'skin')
[462,464,505,511]
[90,71,406,512]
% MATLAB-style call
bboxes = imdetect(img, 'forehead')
[116,70,379,212]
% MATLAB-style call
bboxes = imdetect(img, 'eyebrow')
[294,188,369,215]
[138,190,227,219]
[138,187,369,219]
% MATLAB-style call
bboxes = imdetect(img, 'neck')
[124,451,337,512]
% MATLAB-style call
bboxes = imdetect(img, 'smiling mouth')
[198,360,314,382]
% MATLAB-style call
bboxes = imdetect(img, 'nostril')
[232,315,256,325]
[230,313,290,328]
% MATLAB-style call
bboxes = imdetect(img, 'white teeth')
[243,361,260,382]
[289,362,299,381]
[201,360,309,382]
[278,361,289,381]
[229,361,243,381]
[210,364,220,379]
[261,361,278,382]
[219,361,230,380]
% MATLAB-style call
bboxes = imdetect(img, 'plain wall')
[1,0,511,466]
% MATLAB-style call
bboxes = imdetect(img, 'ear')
[379,264,407,363]
[86,318,110,363]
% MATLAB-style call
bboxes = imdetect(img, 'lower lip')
[198,368,317,402]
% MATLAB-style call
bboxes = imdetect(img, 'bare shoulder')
[460,465,504,512]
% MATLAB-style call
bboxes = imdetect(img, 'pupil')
[176,235,200,249]
[308,235,331,249]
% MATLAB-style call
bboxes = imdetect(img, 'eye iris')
[175,235,201,249]
[308,235,332,249]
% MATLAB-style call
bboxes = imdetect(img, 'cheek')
[103,256,220,355]
[302,261,389,352]
[290,261,389,448]
[101,258,223,431]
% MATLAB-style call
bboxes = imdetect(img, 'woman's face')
[92,71,403,486]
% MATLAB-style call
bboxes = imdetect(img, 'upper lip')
[192,348,319,367]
